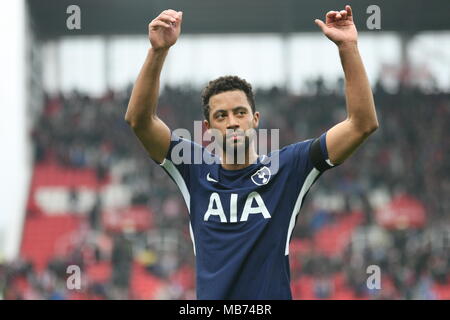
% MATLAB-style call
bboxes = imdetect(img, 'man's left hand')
[315,5,358,47]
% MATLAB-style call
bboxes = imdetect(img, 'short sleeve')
[308,132,336,172]
[155,131,204,192]
[284,131,336,175]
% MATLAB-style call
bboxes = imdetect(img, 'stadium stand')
[1,77,449,299]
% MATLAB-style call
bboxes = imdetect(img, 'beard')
[222,133,252,165]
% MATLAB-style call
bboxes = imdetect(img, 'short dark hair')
[201,75,256,121]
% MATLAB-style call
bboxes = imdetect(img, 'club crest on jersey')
[251,166,271,186]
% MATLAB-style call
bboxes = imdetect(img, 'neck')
[220,144,259,170]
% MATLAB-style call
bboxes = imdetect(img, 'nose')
[226,114,240,130]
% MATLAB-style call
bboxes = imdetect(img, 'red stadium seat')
[20,215,82,272]
[86,261,111,283]
[432,283,450,300]
[314,211,363,257]
[131,262,165,299]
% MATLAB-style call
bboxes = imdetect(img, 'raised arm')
[125,9,183,163]
[315,5,379,165]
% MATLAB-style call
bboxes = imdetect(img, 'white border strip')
[160,159,196,255]
[285,168,320,255]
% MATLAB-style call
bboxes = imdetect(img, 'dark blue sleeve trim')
[319,132,329,160]
[309,132,336,172]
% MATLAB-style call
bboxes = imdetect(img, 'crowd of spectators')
[1,76,449,299]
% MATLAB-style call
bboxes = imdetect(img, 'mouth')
[226,132,245,140]
[228,135,244,143]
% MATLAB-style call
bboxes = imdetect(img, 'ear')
[204,119,210,130]
[252,111,260,128]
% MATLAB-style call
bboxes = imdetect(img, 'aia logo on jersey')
[251,166,271,186]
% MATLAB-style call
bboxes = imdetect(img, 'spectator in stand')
[111,232,133,299]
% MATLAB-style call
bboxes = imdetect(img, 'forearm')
[125,47,169,128]
[339,43,379,133]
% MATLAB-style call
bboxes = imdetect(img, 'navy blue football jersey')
[156,131,335,299]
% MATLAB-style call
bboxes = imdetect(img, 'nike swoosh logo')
[206,172,218,183]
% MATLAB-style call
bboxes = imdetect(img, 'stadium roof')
[28,0,450,40]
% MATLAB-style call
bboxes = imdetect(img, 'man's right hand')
[126,10,182,163]
[149,9,183,51]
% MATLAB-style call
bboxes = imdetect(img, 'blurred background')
[0,0,449,300]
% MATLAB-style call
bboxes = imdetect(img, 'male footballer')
[125,5,379,299]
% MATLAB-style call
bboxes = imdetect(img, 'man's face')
[204,90,260,152]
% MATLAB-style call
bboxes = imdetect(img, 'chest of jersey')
[203,191,271,223]
[190,162,293,227]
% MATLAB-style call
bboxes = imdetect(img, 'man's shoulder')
[273,138,315,158]
[167,132,220,165]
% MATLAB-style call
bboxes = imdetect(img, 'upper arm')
[326,118,376,165]
[129,116,171,164]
